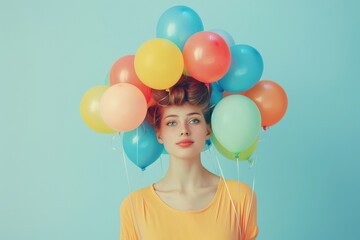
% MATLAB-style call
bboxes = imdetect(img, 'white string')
[111,132,122,153]
[120,132,143,239]
[209,145,243,238]
[202,142,219,175]
[244,146,257,235]
[244,134,260,236]
[204,138,259,240]
[236,155,242,240]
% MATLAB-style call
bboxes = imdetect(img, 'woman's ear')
[156,130,164,144]
[205,124,211,140]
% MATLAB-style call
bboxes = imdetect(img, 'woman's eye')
[166,121,176,126]
[166,119,199,126]
[190,119,200,124]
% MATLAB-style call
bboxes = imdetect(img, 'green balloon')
[211,95,261,154]
[104,71,110,86]
[212,131,258,161]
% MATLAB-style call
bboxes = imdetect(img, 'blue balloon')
[156,6,204,51]
[210,29,235,47]
[210,81,224,106]
[218,45,263,92]
[123,120,164,170]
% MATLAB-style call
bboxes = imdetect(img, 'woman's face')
[156,102,211,159]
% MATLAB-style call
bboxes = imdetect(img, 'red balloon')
[109,55,151,102]
[241,80,288,128]
[183,31,231,83]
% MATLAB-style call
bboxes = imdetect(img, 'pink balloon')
[183,31,231,83]
[100,83,147,132]
[109,55,151,103]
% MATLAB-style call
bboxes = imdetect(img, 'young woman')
[120,75,259,240]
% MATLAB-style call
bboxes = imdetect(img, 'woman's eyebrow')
[164,112,201,119]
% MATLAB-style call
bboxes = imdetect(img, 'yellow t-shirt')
[120,178,259,240]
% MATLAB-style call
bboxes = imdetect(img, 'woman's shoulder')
[222,178,256,201]
[223,178,253,189]
[120,185,151,209]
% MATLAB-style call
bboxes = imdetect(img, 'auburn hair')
[146,74,214,131]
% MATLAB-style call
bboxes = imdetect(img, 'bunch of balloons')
[80,5,288,170]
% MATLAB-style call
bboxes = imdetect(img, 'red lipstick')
[176,139,194,147]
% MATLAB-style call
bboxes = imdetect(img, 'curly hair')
[146,74,214,131]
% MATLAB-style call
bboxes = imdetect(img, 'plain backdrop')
[1,0,359,239]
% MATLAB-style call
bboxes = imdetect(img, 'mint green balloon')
[211,95,261,154]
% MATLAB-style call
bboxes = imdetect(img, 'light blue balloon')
[211,95,261,155]
[156,6,204,51]
[123,120,164,170]
[218,44,263,93]
[210,81,224,106]
[210,29,235,47]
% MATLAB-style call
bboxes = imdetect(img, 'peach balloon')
[241,80,288,128]
[109,55,151,103]
[100,83,147,132]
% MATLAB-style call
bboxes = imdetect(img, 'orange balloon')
[100,83,147,132]
[241,80,288,128]
[109,55,151,103]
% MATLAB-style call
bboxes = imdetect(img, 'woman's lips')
[177,142,194,147]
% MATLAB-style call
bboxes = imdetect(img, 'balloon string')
[202,145,219,175]
[135,127,143,237]
[236,155,242,240]
[136,127,139,178]
[259,126,270,143]
[245,172,256,235]
[209,145,242,238]
[244,137,258,235]
[111,132,122,153]
[120,132,143,239]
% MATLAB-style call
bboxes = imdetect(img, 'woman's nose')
[180,123,190,136]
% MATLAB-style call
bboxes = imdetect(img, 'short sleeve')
[120,195,139,240]
[243,185,259,240]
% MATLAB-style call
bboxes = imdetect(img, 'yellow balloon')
[134,38,184,90]
[212,131,258,161]
[80,86,117,134]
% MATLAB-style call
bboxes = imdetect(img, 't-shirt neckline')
[149,177,224,214]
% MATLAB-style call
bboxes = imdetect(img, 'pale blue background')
[1,0,359,239]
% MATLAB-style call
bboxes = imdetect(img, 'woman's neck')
[155,153,218,193]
